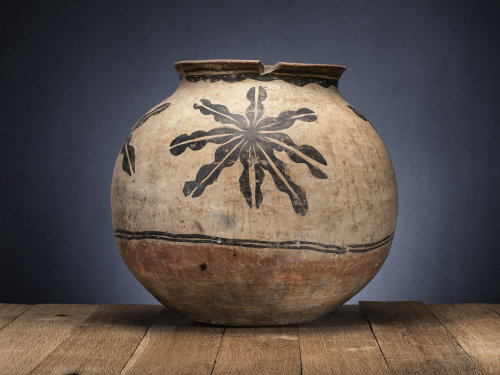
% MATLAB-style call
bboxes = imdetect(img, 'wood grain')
[0,302,496,374]
[299,305,390,375]
[429,303,500,375]
[0,304,98,374]
[30,304,162,375]
[121,308,224,374]
[489,304,500,315]
[0,303,31,330]
[360,301,482,375]
[211,326,301,375]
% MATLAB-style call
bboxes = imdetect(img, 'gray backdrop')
[2,0,499,305]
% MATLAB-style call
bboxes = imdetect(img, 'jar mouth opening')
[174,60,346,80]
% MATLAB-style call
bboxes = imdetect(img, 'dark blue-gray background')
[1,0,499,305]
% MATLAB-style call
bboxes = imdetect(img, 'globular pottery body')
[111,60,397,326]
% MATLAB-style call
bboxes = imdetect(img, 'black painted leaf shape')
[121,135,135,175]
[245,86,267,127]
[184,137,244,198]
[170,127,240,156]
[121,102,171,176]
[238,143,252,207]
[255,143,308,215]
[348,105,368,121]
[255,108,317,131]
[239,143,265,208]
[260,133,328,179]
[131,102,171,132]
[254,162,265,208]
[194,99,248,129]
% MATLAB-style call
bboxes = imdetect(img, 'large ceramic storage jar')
[111,60,397,326]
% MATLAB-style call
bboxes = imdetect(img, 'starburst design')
[170,86,328,215]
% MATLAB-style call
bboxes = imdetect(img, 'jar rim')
[174,60,345,80]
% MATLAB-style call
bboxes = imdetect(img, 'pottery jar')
[111,60,398,326]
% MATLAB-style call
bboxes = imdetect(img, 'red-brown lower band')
[116,239,391,325]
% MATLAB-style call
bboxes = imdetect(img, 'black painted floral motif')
[170,86,328,215]
[121,103,171,175]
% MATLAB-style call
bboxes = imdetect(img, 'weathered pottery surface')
[111,60,398,326]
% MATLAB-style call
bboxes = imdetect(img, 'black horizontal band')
[181,73,339,88]
[114,229,394,255]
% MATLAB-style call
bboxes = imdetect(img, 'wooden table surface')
[0,302,498,375]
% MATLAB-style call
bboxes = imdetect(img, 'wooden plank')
[121,309,224,375]
[299,305,391,375]
[359,301,482,375]
[0,304,98,374]
[0,303,32,330]
[212,326,301,375]
[429,303,500,375]
[31,304,163,375]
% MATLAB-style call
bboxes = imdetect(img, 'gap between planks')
[30,304,163,375]
[429,303,500,375]
[0,303,32,330]
[299,305,391,375]
[121,308,224,375]
[359,301,483,375]
[0,304,99,374]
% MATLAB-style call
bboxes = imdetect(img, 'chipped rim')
[174,60,346,80]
